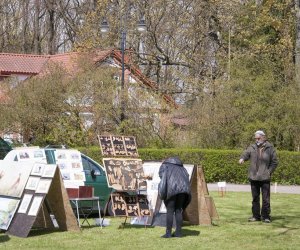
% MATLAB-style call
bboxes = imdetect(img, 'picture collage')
[55,149,86,188]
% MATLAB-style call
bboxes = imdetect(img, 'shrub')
[77,147,300,185]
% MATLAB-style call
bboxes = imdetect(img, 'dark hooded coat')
[158,157,191,209]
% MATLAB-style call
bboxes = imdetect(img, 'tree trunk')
[33,0,41,54]
[47,0,56,55]
[22,0,29,53]
[295,0,300,87]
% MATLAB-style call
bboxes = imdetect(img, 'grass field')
[1,191,300,250]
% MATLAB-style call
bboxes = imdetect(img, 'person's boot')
[161,229,172,238]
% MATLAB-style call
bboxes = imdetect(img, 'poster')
[31,163,45,176]
[0,197,20,230]
[35,179,52,194]
[0,161,33,198]
[28,196,44,216]
[18,194,33,214]
[42,164,57,178]
[25,176,40,191]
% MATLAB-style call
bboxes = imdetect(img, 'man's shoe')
[248,217,261,222]
[262,218,271,223]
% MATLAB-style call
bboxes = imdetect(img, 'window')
[81,155,103,176]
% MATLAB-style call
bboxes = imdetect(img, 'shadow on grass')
[224,214,300,231]
[270,216,300,232]
[0,233,10,243]
[116,223,155,229]
[28,228,62,237]
[181,228,200,237]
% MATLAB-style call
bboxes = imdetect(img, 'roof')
[0,49,177,107]
[0,53,49,75]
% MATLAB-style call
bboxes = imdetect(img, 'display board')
[55,149,86,188]
[98,135,139,157]
[7,166,79,237]
[99,134,151,225]
[103,158,147,191]
[0,160,79,237]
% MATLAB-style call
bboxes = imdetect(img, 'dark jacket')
[159,157,191,208]
[240,141,278,181]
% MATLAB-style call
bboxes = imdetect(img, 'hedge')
[78,147,300,185]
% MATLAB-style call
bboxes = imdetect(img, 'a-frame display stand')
[184,166,218,225]
[152,165,218,226]
[7,168,79,238]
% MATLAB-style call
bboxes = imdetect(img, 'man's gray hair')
[255,130,266,136]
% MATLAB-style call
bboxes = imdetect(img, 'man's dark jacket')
[240,141,278,181]
[159,157,191,209]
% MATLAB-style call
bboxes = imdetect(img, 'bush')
[77,147,300,185]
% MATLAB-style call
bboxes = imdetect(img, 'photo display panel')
[124,195,139,217]
[97,135,114,156]
[103,158,146,191]
[111,193,127,216]
[111,136,127,156]
[137,195,151,216]
[110,193,151,218]
[123,136,139,157]
[98,135,139,157]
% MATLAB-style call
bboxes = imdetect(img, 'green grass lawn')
[1,191,299,250]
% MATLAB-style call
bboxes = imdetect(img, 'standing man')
[239,130,278,223]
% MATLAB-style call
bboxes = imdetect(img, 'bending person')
[158,156,191,238]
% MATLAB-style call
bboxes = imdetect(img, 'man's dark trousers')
[250,180,271,220]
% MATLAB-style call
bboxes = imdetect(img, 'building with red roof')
[0,49,178,143]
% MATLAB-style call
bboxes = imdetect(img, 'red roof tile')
[0,53,49,74]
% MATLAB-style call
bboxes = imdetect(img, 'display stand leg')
[120,216,128,229]
[97,199,102,229]
[101,191,114,226]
